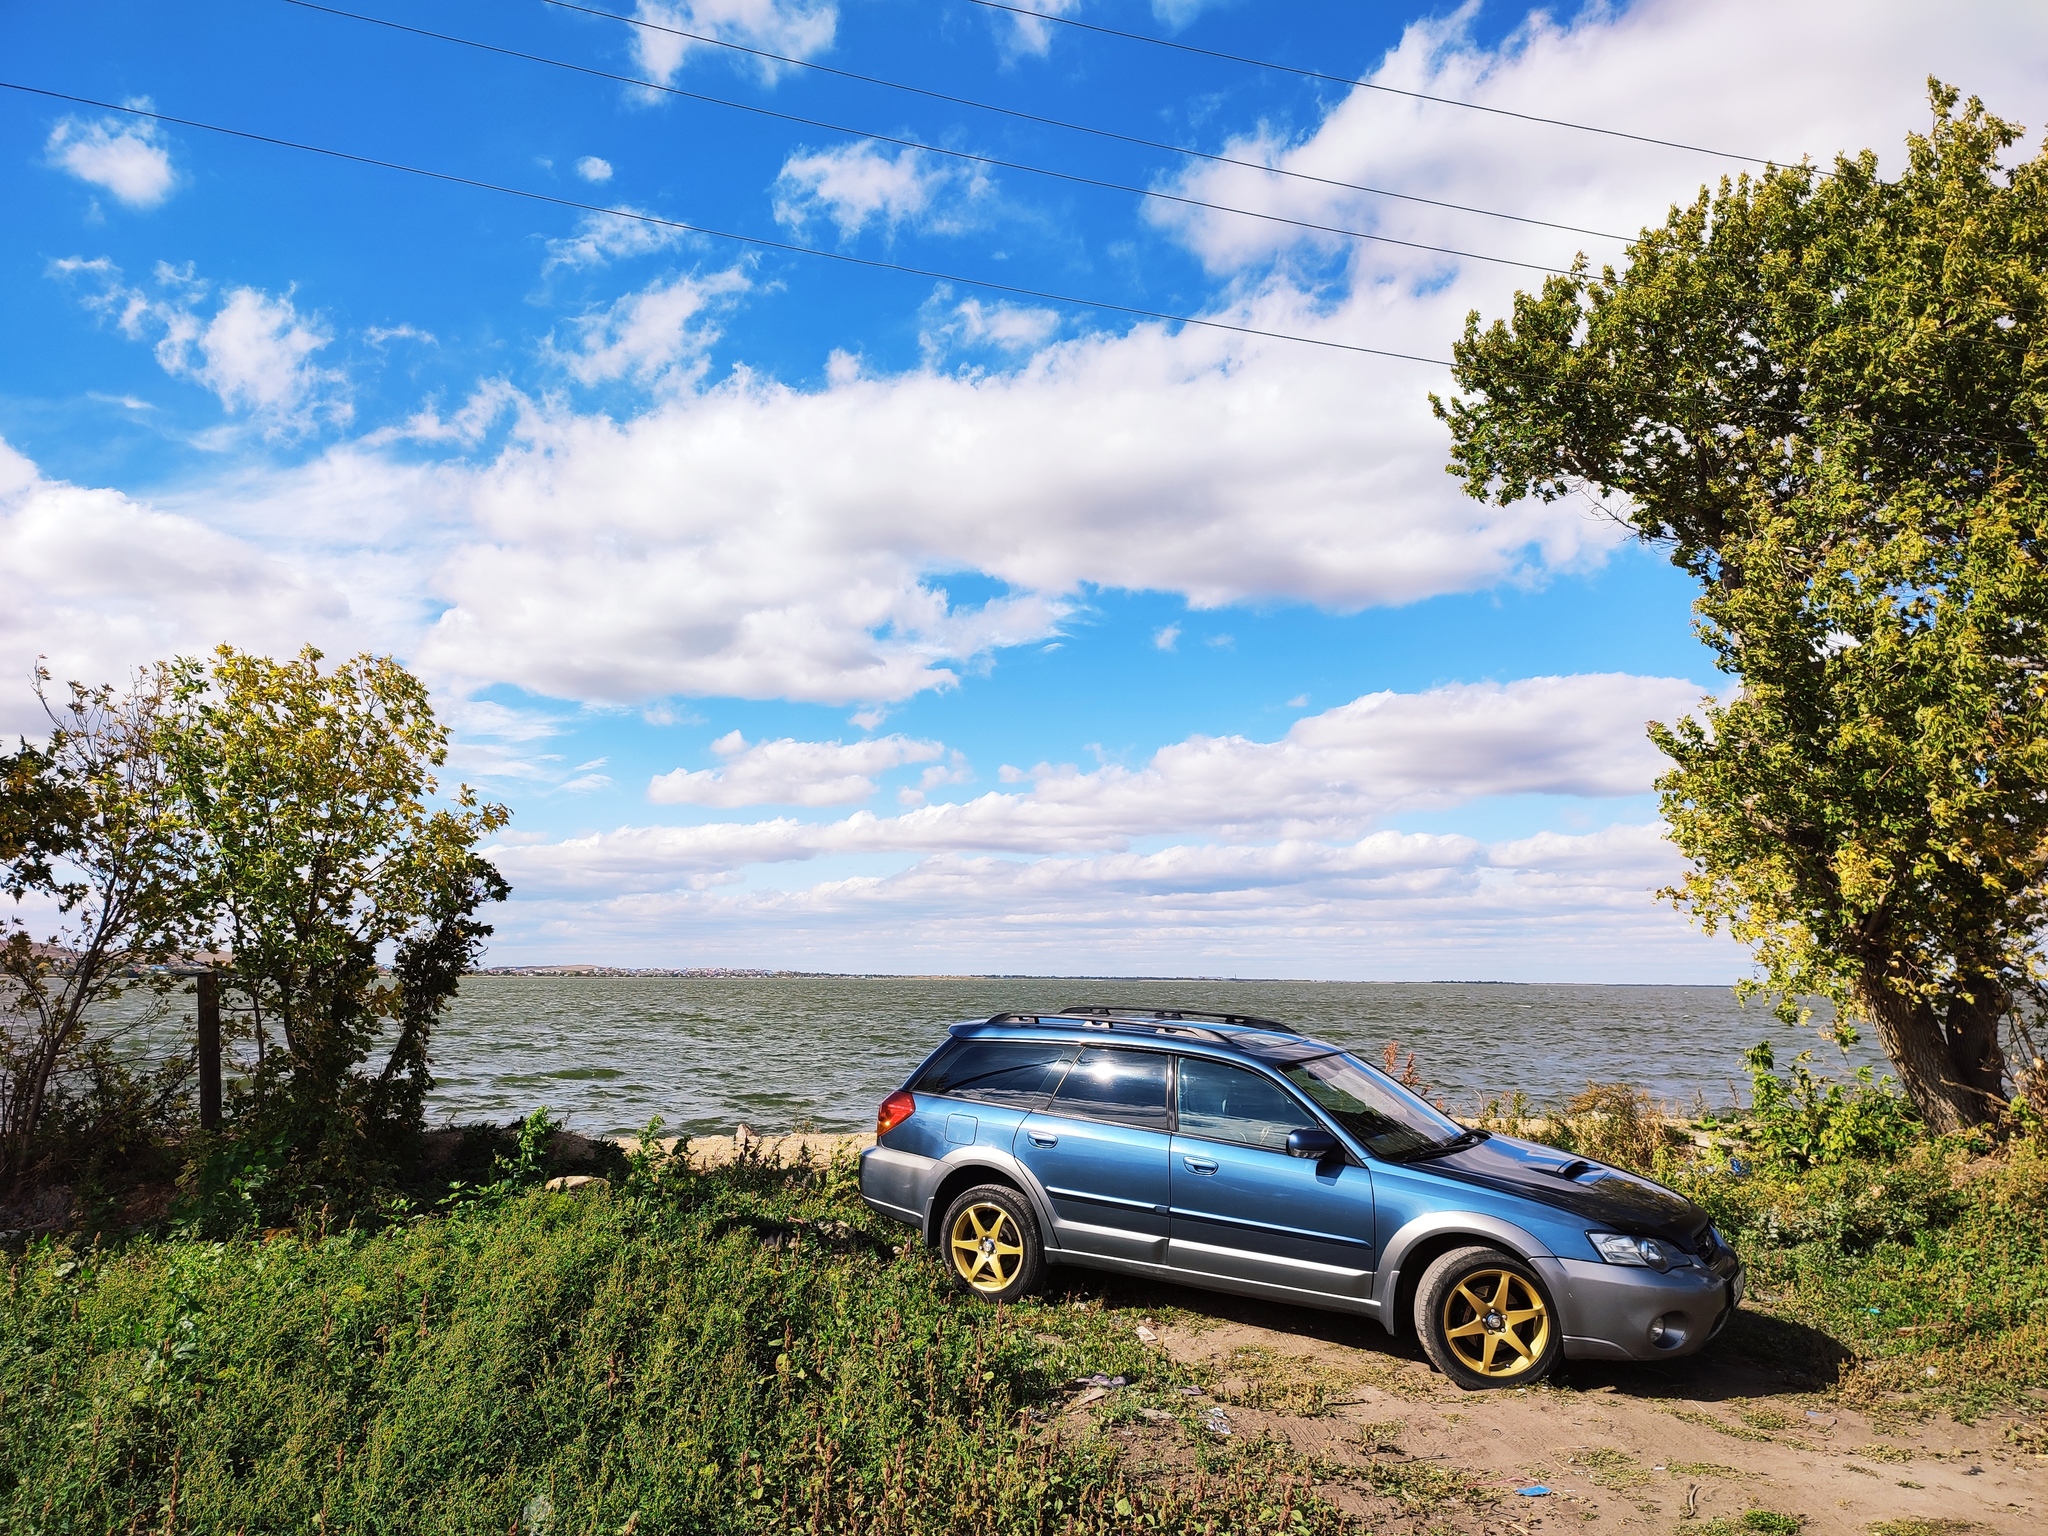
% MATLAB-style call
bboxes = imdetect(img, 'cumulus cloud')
[542,207,690,270]
[0,439,357,734]
[649,730,946,806]
[483,819,1733,979]
[920,295,1061,362]
[52,258,348,433]
[552,269,750,386]
[628,0,836,85]
[994,0,1080,59]
[773,142,990,239]
[575,156,614,183]
[491,674,1706,892]
[1149,0,2048,277]
[45,111,176,208]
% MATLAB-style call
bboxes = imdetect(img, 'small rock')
[544,1175,608,1193]
[1073,1386,1108,1407]
[1179,1386,1205,1397]
[1136,1325,1158,1342]
[1138,1407,1174,1423]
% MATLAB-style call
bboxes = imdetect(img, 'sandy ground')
[685,1129,2045,1532]
[1126,1286,2043,1534]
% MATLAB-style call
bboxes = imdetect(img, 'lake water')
[401,976,1871,1139]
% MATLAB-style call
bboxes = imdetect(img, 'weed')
[1868,1523,1976,1536]
[1662,1406,1777,1443]
[1690,1513,1806,1536]
[1667,1462,1747,1478]
[1856,1443,1912,1463]
[1566,1447,1650,1490]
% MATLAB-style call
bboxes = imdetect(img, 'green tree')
[164,646,509,1183]
[0,666,195,1185]
[1435,84,2048,1131]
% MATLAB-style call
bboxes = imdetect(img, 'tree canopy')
[164,647,510,1181]
[1,648,508,1197]
[1436,83,2048,1131]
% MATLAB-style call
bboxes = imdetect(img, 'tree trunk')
[1854,975,2006,1132]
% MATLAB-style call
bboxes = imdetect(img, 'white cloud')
[1149,0,2048,278]
[1154,624,1181,651]
[0,439,358,734]
[45,111,176,208]
[649,730,946,806]
[484,820,1735,980]
[921,296,1061,362]
[773,142,989,239]
[542,207,690,270]
[492,674,1705,892]
[575,156,615,183]
[1152,0,1224,27]
[53,258,348,433]
[629,0,837,85]
[995,0,1080,59]
[552,268,750,386]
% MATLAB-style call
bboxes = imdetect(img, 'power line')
[0,82,1454,365]
[275,0,1574,274]
[964,0,1796,169]
[529,0,1628,243]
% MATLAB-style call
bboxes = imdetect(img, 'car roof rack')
[1057,1004,1299,1035]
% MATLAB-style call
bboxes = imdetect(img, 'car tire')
[939,1183,1045,1303]
[1413,1244,1563,1390]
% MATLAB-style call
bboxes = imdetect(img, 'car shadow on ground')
[1052,1267,1849,1404]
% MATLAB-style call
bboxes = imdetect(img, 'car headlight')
[1589,1232,1678,1271]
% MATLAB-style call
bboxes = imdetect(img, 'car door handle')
[1028,1131,1059,1148]
[1182,1156,1218,1175]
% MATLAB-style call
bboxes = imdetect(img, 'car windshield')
[1271,1050,1465,1161]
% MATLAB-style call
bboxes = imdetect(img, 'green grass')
[0,1150,1363,1535]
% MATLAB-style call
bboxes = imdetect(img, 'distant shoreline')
[471,967,1741,986]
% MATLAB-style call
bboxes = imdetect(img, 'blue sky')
[3,0,2041,976]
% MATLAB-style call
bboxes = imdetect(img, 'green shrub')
[1737,1041,1923,1170]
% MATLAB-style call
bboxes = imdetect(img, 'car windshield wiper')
[1399,1127,1489,1162]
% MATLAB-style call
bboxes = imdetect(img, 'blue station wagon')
[860,1006,1744,1389]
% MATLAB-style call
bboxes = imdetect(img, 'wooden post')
[197,972,222,1131]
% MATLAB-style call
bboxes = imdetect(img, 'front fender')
[1372,1209,1557,1335]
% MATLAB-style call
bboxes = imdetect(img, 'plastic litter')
[1516,1486,1551,1497]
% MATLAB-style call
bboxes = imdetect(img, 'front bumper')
[1550,1254,1744,1362]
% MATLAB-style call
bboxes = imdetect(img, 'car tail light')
[876,1089,916,1137]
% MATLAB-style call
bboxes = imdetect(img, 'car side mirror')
[1286,1126,1340,1161]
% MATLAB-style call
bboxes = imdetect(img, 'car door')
[1013,1046,1172,1266]
[1166,1056,1377,1299]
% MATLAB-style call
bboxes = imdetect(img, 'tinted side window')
[1047,1047,1171,1131]
[916,1041,1076,1109]
[1177,1058,1316,1149]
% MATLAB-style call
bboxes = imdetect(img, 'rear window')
[916,1040,1076,1109]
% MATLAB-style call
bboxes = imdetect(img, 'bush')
[1735,1040,1924,1169]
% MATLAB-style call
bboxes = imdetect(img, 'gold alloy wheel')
[948,1201,1025,1293]
[1442,1268,1551,1379]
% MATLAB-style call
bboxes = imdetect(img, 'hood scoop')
[1549,1159,1595,1181]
